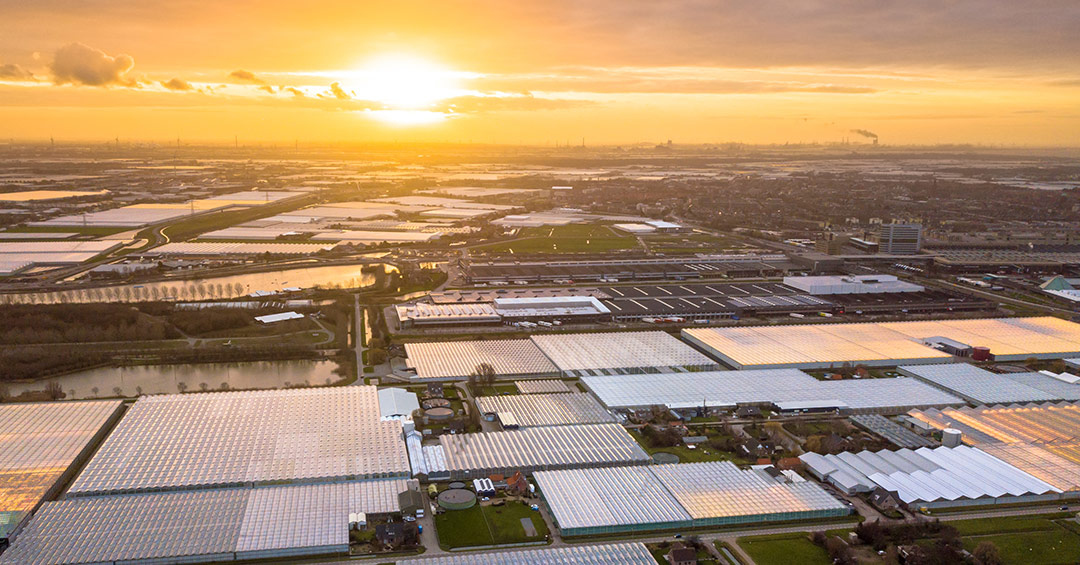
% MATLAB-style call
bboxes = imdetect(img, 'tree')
[472,363,496,390]
[90,386,99,398]
[200,382,209,392]
[220,382,230,391]
[973,541,1003,565]
[824,536,855,565]
[135,386,143,396]
[0,384,10,403]
[177,382,188,393]
[112,386,123,397]
[368,348,388,365]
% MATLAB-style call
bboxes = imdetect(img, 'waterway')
[5,359,343,400]
[1,263,393,304]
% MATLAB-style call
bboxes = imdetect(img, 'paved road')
[354,294,366,383]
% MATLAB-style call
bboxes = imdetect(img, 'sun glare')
[348,54,468,110]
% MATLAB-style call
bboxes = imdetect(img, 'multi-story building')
[878,223,923,254]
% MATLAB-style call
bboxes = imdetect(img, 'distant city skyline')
[1,1,1079,145]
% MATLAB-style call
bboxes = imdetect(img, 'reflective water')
[2,263,391,304]
[4,359,344,399]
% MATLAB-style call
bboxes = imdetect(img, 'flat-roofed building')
[475,393,615,427]
[0,479,411,565]
[683,317,1080,369]
[0,400,123,541]
[398,543,656,565]
[403,339,558,381]
[783,275,923,295]
[531,331,719,376]
[909,403,1080,492]
[534,462,848,536]
[877,223,923,255]
[431,423,650,479]
[581,370,964,415]
[800,446,1062,508]
[68,387,409,495]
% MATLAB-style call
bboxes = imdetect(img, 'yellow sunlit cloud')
[1,1,1079,144]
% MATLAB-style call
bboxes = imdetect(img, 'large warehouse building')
[683,317,1080,370]
[581,370,964,415]
[403,339,559,381]
[68,387,410,495]
[474,393,615,427]
[800,446,1065,508]
[0,401,123,542]
[0,479,411,565]
[398,543,657,565]
[534,462,849,536]
[416,423,650,480]
[403,331,717,381]
[531,331,719,376]
[909,403,1080,492]
[898,364,1080,404]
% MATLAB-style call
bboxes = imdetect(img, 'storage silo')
[942,428,963,448]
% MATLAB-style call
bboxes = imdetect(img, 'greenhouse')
[581,369,964,414]
[534,462,848,536]
[530,331,720,376]
[397,542,657,564]
[0,400,123,541]
[682,323,953,370]
[474,393,615,427]
[800,446,1064,508]
[515,379,572,394]
[682,317,1080,369]
[909,403,1080,491]
[436,423,650,479]
[0,479,411,565]
[69,387,409,495]
[404,339,558,381]
[898,364,1076,404]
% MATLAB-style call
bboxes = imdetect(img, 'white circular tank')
[942,428,963,448]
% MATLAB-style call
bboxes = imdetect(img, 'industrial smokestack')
[850,129,879,144]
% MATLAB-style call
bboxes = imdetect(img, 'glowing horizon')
[0,1,1078,145]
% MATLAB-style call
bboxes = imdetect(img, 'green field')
[738,533,832,565]
[477,384,519,396]
[629,430,749,464]
[435,502,548,549]
[822,512,1080,565]
[955,514,1080,565]
[475,224,640,254]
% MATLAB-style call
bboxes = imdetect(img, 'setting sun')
[347,54,470,109]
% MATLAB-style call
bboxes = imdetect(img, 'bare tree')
[177,382,188,393]
[91,386,99,398]
[45,381,64,400]
[200,382,208,391]
[112,386,123,397]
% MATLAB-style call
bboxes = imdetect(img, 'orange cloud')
[51,43,136,87]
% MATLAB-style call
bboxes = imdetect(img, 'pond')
[4,359,345,399]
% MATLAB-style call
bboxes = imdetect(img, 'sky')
[1,0,1079,146]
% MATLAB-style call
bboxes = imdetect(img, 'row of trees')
[2,281,253,305]
[0,303,178,345]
